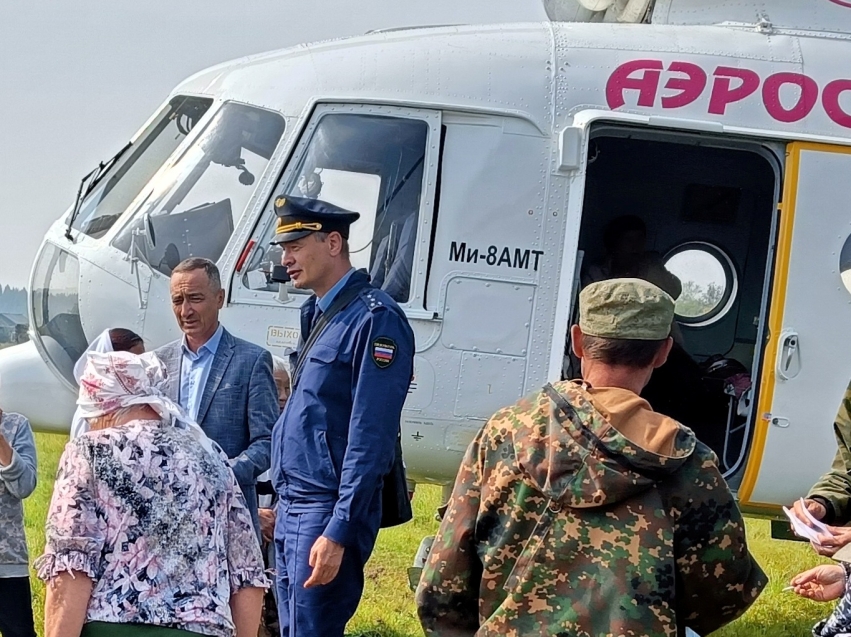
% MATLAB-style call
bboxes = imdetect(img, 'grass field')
[22,433,835,636]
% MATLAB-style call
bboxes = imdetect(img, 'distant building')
[0,313,29,344]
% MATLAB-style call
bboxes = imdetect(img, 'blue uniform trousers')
[274,499,378,637]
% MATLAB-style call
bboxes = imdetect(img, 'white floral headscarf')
[70,329,116,439]
[73,329,115,385]
[77,351,218,456]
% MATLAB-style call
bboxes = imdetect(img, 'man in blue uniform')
[270,195,415,637]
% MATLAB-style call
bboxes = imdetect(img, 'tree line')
[0,285,27,315]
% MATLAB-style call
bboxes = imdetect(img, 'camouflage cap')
[579,278,675,341]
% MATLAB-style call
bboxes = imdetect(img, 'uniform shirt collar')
[317,268,356,313]
[181,323,224,360]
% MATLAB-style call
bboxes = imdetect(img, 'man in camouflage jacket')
[792,381,851,556]
[416,279,766,637]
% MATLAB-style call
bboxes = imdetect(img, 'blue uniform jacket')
[272,270,414,548]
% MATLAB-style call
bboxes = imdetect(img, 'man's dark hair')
[602,215,647,253]
[109,328,144,352]
[314,232,350,257]
[172,257,222,291]
[581,333,665,369]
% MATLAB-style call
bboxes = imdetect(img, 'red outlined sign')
[829,0,851,8]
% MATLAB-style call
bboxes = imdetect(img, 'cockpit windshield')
[113,102,285,276]
[30,243,86,386]
[70,96,212,239]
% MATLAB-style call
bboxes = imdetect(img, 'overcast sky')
[0,1,546,288]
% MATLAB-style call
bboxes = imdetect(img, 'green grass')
[24,432,68,634]
[21,433,837,636]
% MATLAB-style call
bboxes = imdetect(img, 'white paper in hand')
[798,498,834,535]
[784,505,822,543]
[783,498,836,545]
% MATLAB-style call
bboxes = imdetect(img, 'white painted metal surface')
[748,144,851,505]
[3,13,851,508]
[0,342,75,433]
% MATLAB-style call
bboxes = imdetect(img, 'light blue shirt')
[317,268,356,313]
[179,323,224,421]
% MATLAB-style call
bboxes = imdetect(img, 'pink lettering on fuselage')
[605,59,851,129]
[606,59,663,108]
[708,67,760,115]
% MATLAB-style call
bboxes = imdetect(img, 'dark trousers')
[0,577,36,637]
[274,501,378,637]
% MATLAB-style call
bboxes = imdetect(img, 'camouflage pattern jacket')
[416,381,766,637]
[0,412,37,577]
[809,379,851,524]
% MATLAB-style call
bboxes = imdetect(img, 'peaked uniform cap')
[579,278,675,341]
[270,195,360,244]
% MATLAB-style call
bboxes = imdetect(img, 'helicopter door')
[228,104,441,359]
[739,143,851,508]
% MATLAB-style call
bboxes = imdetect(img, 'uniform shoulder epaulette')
[358,287,392,313]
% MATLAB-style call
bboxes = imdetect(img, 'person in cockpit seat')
[416,278,766,637]
[369,213,416,303]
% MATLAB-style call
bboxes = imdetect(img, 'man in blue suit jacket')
[156,257,277,533]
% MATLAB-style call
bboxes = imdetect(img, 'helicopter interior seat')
[146,199,235,276]
[284,113,429,304]
[368,156,424,303]
[369,212,417,302]
[570,128,778,474]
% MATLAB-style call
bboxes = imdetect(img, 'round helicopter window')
[841,233,851,294]
[664,243,736,324]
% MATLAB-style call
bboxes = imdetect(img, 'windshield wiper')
[64,140,133,241]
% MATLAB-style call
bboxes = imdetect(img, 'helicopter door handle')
[777,330,800,381]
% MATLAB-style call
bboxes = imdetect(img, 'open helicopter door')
[739,143,851,510]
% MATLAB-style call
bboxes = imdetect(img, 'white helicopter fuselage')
[9,0,851,515]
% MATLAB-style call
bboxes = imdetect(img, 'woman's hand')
[258,508,276,544]
[791,564,847,602]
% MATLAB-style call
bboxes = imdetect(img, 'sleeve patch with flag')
[372,337,397,368]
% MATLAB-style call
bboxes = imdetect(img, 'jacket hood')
[509,381,696,508]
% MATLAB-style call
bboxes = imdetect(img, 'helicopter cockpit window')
[113,103,285,276]
[243,113,428,303]
[30,243,87,385]
[71,96,213,239]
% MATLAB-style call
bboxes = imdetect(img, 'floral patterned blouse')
[35,420,268,637]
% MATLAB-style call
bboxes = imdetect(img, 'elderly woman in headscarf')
[35,351,268,637]
[69,328,145,439]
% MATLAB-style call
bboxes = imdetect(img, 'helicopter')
[5,0,851,539]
